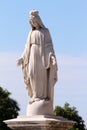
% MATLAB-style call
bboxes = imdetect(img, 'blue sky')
[0,0,87,127]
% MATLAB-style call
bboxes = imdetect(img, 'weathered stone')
[4,9,75,130]
[17,9,58,115]
[4,115,75,130]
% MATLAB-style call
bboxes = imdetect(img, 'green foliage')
[0,87,20,130]
[54,102,85,130]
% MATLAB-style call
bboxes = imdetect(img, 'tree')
[54,102,85,130]
[0,86,20,130]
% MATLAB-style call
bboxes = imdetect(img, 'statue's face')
[29,19,35,27]
[29,19,33,26]
[29,18,39,29]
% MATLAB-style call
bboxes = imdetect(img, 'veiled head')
[29,9,45,30]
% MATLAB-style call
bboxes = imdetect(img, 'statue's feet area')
[27,99,53,116]
[29,97,50,104]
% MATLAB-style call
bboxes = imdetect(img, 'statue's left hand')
[50,55,56,65]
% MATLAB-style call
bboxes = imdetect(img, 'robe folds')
[21,28,58,102]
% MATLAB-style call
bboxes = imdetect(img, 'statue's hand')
[50,55,56,65]
[17,58,23,66]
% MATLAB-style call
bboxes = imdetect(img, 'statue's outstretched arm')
[17,58,23,66]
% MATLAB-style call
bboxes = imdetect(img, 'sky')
[0,0,87,127]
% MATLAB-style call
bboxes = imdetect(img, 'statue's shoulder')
[44,28,49,32]
[40,28,50,34]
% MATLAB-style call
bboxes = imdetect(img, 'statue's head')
[29,9,45,30]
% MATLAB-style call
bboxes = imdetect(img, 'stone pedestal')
[4,115,75,130]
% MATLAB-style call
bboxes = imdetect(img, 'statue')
[4,10,74,130]
[17,9,58,116]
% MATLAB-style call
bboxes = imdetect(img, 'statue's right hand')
[17,58,23,66]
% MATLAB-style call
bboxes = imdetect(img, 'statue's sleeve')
[21,31,31,66]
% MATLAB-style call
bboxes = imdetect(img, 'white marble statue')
[17,9,58,115]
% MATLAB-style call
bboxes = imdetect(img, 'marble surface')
[4,115,75,130]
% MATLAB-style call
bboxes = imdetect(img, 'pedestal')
[4,115,75,130]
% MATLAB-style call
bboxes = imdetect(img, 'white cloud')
[58,53,87,66]
[57,53,87,82]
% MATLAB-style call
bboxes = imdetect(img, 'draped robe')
[21,28,57,102]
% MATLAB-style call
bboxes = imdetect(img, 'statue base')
[4,115,75,130]
[27,99,53,116]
